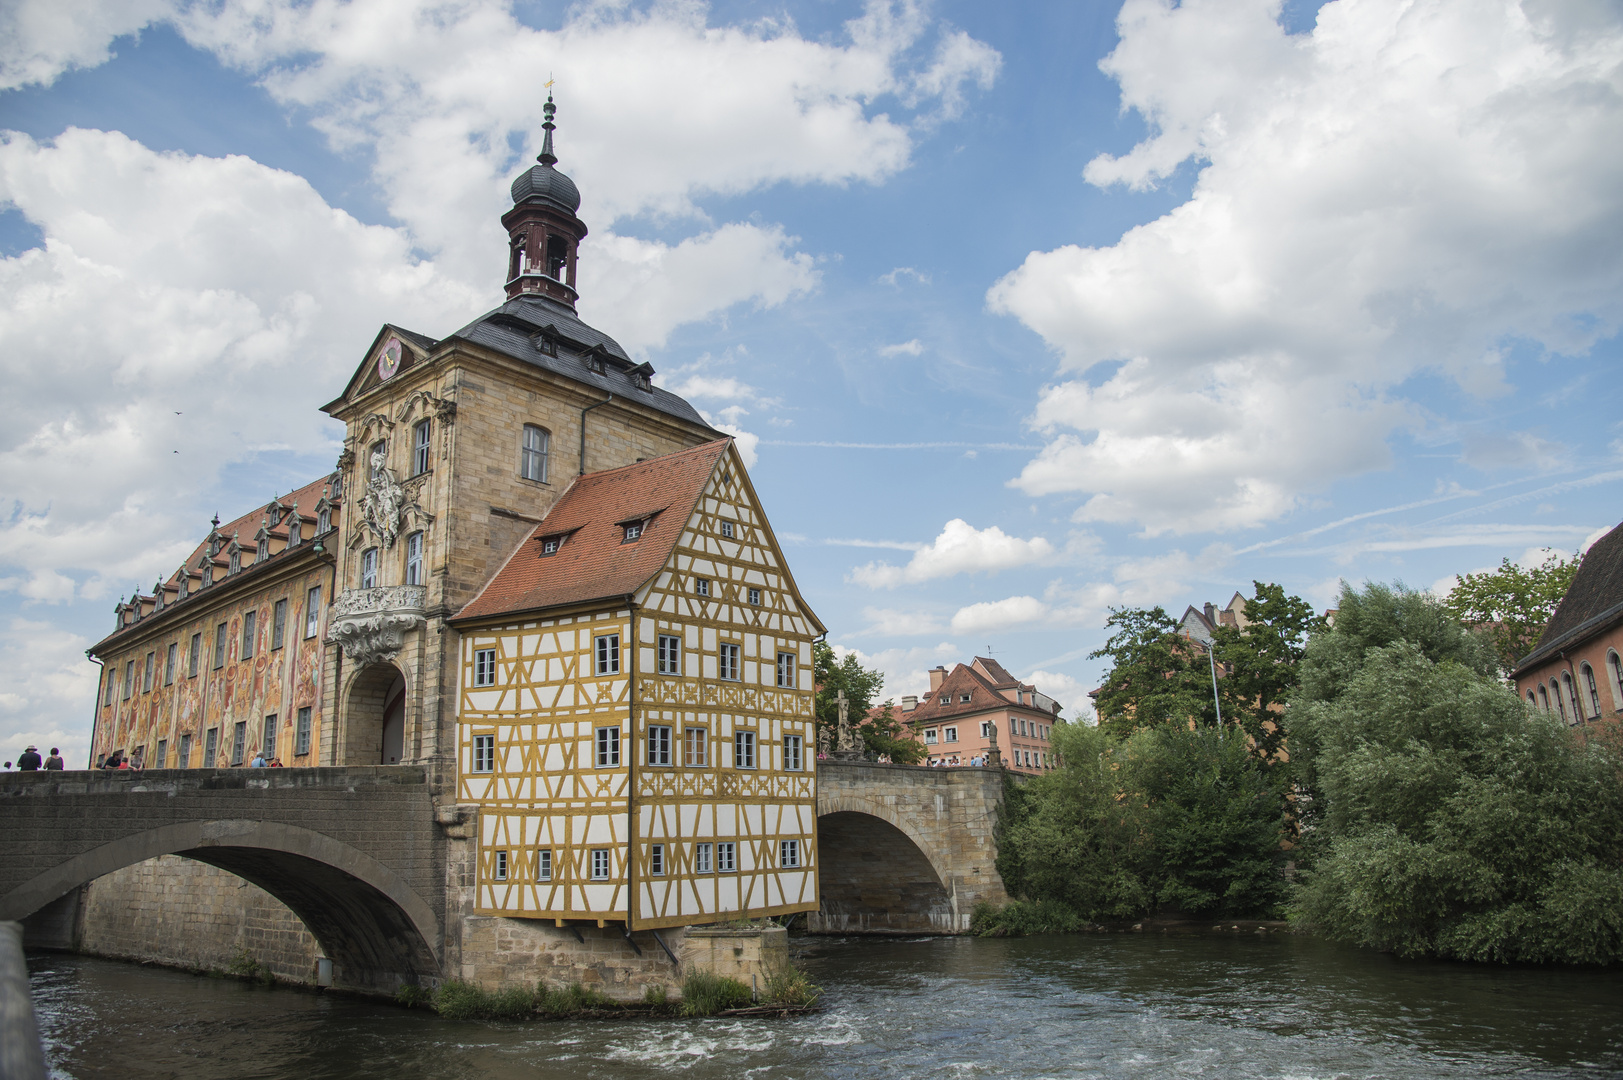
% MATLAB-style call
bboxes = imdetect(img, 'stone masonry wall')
[78,856,323,983]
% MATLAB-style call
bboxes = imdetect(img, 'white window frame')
[295,707,311,756]
[537,849,553,881]
[405,531,424,586]
[1610,650,1623,712]
[521,424,550,483]
[658,634,681,675]
[980,720,992,738]
[694,842,712,874]
[684,726,708,767]
[164,642,177,686]
[734,729,756,770]
[1581,662,1601,719]
[272,598,287,650]
[591,848,612,881]
[596,633,621,676]
[650,844,666,876]
[748,587,761,605]
[596,726,621,767]
[623,521,643,542]
[472,734,495,773]
[776,651,795,688]
[647,724,672,767]
[716,841,736,873]
[719,642,740,681]
[241,611,256,660]
[305,587,321,639]
[721,521,734,539]
[473,648,497,687]
[924,728,938,745]
[695,578,710,597]
[780,839,800,869]
[413,418,431,476]
[361,547,379,589]
[494,850,508,881]
[945,726,958,743]
[784,734,802,771]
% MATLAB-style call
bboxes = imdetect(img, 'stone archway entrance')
[344,663,407,766]
[814,811,955,933]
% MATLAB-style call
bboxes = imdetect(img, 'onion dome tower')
[502,93,587,307]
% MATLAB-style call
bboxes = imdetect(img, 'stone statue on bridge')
[831,689,863,761]
[983,720,1002,768]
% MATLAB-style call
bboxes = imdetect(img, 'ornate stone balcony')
[328,585,427,666]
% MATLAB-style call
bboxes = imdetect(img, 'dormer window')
[960,693,972,703]
[630,362,654,392]
[177,572,189,600]
[623,521,644,543]
[257,537,269,562]
[584,354,606,376]
[228,545,241,575]
[198,555,213,587]
[316,502,332,535]
[208,535,222,558]
[539,535,562,556]
[286,515,301,547]
[531,330,558,357]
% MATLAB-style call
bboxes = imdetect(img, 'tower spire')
[539,91,557,167]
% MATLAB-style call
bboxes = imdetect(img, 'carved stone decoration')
[336,446,355,473]
[328,585,427,665]
[435,398,458,424]
[983,720,1002,769]
[361,445,406,548]
[831,688,863,761]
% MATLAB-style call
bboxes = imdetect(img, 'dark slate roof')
[396,327,439,350]
[510,162,581,214]
[450,295,716,431]
[1515,522,1623,673]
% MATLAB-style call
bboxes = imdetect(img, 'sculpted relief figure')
[362,444,405,549]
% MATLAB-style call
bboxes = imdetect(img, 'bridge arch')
[815,794,956,935]
[0,818,441,992]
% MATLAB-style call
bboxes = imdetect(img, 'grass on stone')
[764,964,820,1008]
[679,971,753,1017]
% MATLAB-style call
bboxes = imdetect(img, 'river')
[27,932,1623,1079]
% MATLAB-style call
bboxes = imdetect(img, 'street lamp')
[1197,636,1223,725]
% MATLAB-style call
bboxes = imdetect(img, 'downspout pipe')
[85,654,105,769]
[580,395,613,475]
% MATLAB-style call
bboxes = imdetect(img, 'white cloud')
[991,0,1623,535]
[950,595,1049,635]
[849,518,1056,588]
[832,641,960,703]
[878,266,931,286]
[0,617,99,770]
[1023,668,1092,718]
[0,0,170,90]
[857,607,947,637]
[879,338,924,357]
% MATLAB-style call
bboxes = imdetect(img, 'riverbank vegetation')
[981,580,1623,964]
[404,963,820,1021]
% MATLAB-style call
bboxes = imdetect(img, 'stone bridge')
[812,761,1009,934]
[0,761,1010,991]
[0,767,447,994]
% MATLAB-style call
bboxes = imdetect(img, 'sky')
[2,0,1620,767]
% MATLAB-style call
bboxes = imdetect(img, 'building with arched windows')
[1513,520,1623,729]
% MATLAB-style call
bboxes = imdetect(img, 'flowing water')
[27,932,1623,1079]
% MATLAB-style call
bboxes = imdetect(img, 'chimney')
[1204,602,1216,624]
[928,666,948,691]
[902,695,918,712]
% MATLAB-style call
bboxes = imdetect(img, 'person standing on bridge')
[16,746,41,771]
[250,750,267,768]
[44,748,64,770]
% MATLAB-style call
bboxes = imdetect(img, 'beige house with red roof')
[898,657,1064,773]
[450,440,824,928]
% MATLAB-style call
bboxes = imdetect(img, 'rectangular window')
[231,721,246,765]
[242,611,256,659]
[734,730,756,769]
[521,424,550,483]
[1019,719,1028,736]
[295,707,312,756]
[780,839,800,869]
[123,660,134,700]
[536,849,553,881]
[361,548,378,590]
[748,587,761,605]
[473,734,495,773]
[263,714,277,761]
[721,521,734,539]
[272,598,288,650]
[188,633,201,678]
[591,849,611,880]
[719,642,740,681]
[473,648,496,687]
[694,842,712,874]
[784,734,802,771]
[774,651,797,689]
[695,578,710,597]
[143,652,154,693]
[647,724,672,766]
[960,693,971,703]
[650,844,665,876]
[103,668,115,706]
[622,521,643,542]
[945,726,958,743]
[684,727,708,767]
[596,726,621,767]
[304,587,321,638]
[413,419,431,476]
[658,634,681,674]
[595,633,620,676]
[980,721,992,738]
[540,536,560,556]
[178,733,191,768]
[163,643,177,686]
[405,531,423,586]
[924,728,938,745]
[717,842,736,873]
[494,850,508,881]
[154,739,166,769]
[204,727,218,767]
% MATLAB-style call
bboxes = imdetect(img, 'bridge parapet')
[813,761,1010,933]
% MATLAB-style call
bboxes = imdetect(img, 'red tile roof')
[453,439,731,624]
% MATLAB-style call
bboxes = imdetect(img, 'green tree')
[1088,606,1206,738]
[812,642,922,762]
[1290,640,1623,963]
[1207,583,1324,760]
[1443,552,1581,674]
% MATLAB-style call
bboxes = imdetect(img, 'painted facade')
[898,657,1062,773]
[452,440,823,928]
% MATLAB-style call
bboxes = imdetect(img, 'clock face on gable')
[377,337,404,381]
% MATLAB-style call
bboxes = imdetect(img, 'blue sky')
[2,0,1620,766]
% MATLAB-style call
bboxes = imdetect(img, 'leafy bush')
[642,984,670,1006]
[1289,628,1623,963]
[679,971,752,1016]
[764,964,820,1008]
[970,898,1086,936]
[432,980,537,1021]
[396,983,431,1009]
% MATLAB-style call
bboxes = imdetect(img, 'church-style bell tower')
[502,94,587,307]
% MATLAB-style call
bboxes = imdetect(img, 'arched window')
[1538,684,1550,712]
[521,424,550,483]
[413,419,432,476]
[1562,672,1579,723]
[1551,678,1569,723]
[1581,663,1601,719]
[256,535,269,562]
[1526,689,1537,708]
[370,440,387,480]
[546,235,568,281]
[1609,651,1623,713]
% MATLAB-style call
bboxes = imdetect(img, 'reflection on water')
[29,933,1623,1079]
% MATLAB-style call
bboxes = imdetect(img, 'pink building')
[894,657,1063,774]
[1513,521,1623,729]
